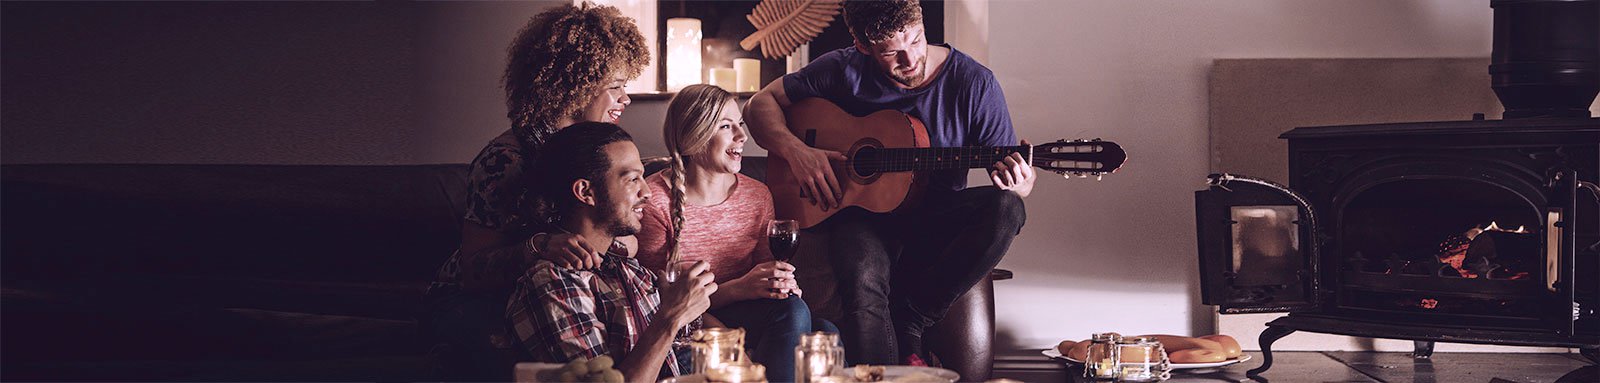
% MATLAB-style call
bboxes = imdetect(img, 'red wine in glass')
[768,219,799,261]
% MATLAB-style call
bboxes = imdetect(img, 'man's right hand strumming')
[656,261,717,328]
[779,143,846,210]
[746,80,847,210]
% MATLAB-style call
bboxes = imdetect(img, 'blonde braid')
[666,153,689,265]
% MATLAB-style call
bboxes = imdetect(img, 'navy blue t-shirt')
[782,44,1016,192]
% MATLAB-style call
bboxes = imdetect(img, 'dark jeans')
[710,295,838,383]
[818,186,1025,365]
[422,290,518,381]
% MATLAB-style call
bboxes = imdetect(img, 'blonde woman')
[636,84,834,383]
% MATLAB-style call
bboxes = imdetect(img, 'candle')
[734,58,760,92]
[707,363,767,383]
[666,18,702,92]
[795,332,842,383]
[691,327,746,374]
[709,68,737,91]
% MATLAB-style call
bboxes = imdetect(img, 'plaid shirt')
[507,241,685,377]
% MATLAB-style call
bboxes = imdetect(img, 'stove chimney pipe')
[1489,0,1599,119]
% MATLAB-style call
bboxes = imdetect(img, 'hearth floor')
[993,349,1596,382]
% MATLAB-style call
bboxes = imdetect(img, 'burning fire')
[1434,221,1534,279]
[1468,221,1531,236]
[1422,222,1532,309]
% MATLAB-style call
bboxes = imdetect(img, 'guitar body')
[768,99,1126,229]
[769,99,930,228]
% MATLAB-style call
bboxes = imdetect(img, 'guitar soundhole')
[851,146,879,178]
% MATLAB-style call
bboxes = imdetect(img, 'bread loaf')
[1169,348,1228,364]
[1055,340,1077,357]
[1199,334,1243,359]
[1065,340,1090,361]
[1135,334,1224,355]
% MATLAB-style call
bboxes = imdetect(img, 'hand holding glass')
[663,260,708,347]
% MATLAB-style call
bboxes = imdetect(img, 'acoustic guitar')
[769,98,1127,228]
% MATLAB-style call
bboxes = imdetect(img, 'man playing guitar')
[744,0,1033,367]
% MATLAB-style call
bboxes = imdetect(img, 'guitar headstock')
[1031,139,1126,179]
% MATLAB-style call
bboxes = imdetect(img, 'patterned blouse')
[507,241,685,377]
[432,130,539,293]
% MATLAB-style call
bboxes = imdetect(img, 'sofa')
[2,158,1007,381]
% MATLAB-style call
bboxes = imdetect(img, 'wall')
[1,1,563,165]
[979,0,1499,350]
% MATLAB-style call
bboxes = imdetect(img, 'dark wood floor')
[992,349,1597,383]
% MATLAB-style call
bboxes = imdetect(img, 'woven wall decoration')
[739,0,843,59]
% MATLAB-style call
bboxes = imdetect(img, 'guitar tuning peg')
[1092,138,1102,142]
[1096,174,1103,181]
[1077,173,1089,179]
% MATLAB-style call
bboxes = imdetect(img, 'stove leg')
[1412,341,1434,359]
[1246,325,1296,378]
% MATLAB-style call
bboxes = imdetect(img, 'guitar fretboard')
[852,146,1030,172]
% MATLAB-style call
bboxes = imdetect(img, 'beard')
[592,184,642,237]
[887,56,928,87]
[606,217,640,237]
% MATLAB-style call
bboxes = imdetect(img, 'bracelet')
[526,232,551,259]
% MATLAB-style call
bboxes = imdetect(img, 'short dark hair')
[530,122,634,221]
[843,0,923,46]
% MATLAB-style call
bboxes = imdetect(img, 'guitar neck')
[856,146,1032,173]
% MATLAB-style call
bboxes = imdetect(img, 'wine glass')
[663,259,700,283]
[767,219,799,262]
[662,259,703,348]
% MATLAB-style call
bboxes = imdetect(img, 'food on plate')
[1057,339,1090,361]
[1134,334,1224,356]
[1199,334,1243,359]
[847,365,953,382]
[1054,333,1242,363]
[552,356,623,383]
[1169,348,1228,364]
[851,365,887,382]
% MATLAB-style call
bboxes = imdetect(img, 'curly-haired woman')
[635,84,837,383]
[424,4,650,380]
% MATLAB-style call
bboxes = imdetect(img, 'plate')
[659,371,704,381]
[658,374,707,383]
[856,365,961,382]
[659,366,959,383]
[1042,348,1251,369]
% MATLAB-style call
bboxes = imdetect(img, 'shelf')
[627,91,756,102]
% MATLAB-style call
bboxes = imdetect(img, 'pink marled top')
[636,172,774,284]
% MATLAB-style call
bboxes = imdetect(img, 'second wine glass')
[767,219,799,261]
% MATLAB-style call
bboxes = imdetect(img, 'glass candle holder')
[1083,332,1122,379]
[706,362,767,383]
[794,332,843,383]
[690,327,746,374]
[1114,336,1171,382]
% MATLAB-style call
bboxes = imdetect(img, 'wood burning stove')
[1197,118,1599,375]
[1194,0,1599,376]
